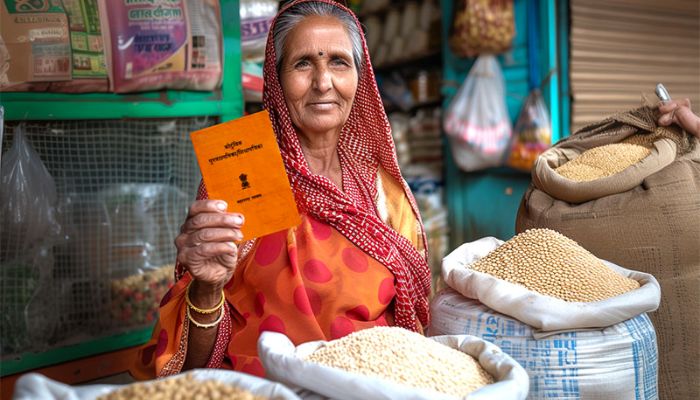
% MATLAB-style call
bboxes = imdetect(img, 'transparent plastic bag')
[0,124,61,259]
[443,55,512,172]
[0,123,61,354]
[240,0,279,62]
[507,89,551,171]
[95,184,188,280]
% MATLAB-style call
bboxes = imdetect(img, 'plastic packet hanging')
[0,123,61,354]
[99,0,223,93]
[240,0,279,62]
[0,124,61,259]
[507,89,551,171]
[449,0,515,57]
[443,55,512,172]
[96,183,188,279]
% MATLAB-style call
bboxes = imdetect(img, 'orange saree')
[133,169,424,379]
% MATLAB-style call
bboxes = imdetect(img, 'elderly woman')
[133,0,430,378]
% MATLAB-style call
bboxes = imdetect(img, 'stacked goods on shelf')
[405,164,447,291]
[389,108,443,169]
[50,0,108,93]
[433,229,661,399]
[0,0,223,93]
[259,327,529,399]
[99,0,222,92]
[361,0,440,68]
[408,107,442,169]
[388,112,411,168]
[517,101,700,399]
[0,1,71,91]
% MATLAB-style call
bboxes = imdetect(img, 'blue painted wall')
[440,0,565,248]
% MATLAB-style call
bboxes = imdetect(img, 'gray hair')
[273,1,364,75]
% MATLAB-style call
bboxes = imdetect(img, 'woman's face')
[279,16,358,138]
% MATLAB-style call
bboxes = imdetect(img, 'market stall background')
[0,0,699,398]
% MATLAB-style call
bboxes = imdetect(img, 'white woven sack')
[442,237,661,332]
[12,369,301,400]
[428,289,659,400]
[258,331,529,400]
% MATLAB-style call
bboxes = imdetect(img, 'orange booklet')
[190,110,301,240]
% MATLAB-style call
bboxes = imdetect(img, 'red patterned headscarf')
[262,0,431,330]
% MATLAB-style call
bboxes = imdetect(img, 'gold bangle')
[185,281,225,314]
[186,303,224,329]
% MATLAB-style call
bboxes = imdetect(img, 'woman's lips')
[308,102,336,111]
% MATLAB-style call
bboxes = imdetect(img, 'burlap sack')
[516,103,700,400]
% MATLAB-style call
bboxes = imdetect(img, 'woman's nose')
[313,66,332,92]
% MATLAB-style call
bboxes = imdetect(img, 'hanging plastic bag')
[0,124,61,259]
[449,0,515,57]
[0,123,61,354]
[507,89,551,171]
[240,0,279,62]
[443,55,512,172]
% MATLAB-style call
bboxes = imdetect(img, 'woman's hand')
[658,98,700,139]
[175,200,244,294]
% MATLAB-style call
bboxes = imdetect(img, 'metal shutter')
[570,0,700,132]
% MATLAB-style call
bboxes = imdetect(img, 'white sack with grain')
[258,328,529,400]
[442,233,660,332]
[12,369,300,400]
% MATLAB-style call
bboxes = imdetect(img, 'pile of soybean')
[470,229,639,302]
[306,326,494,397]
[555,143,651,181]
[97,373,267,400]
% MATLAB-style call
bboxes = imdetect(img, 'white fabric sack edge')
[258,331,529,400]
[12,369,301,400]
[442,237,661,332]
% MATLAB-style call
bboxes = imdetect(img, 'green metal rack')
[0,1,242,123]
[0,0,243,377]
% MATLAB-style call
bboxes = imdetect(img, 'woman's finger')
[187,200,228,218]
[181,212,245,234]
[217,252,238,268]
[184,228,243,247]
[659,110,675,126]
[177,242,238,265]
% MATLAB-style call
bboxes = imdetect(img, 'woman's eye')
[330,58,351,67]
[294,60,310,69]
